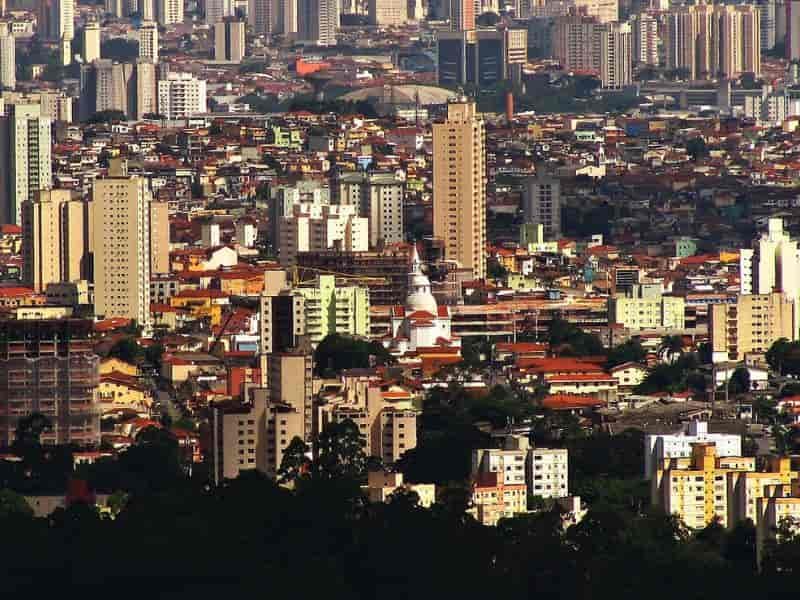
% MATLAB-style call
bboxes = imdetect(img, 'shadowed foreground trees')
[0,419,798,599]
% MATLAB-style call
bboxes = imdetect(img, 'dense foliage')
[313,334,395,376]
[1,419,799,598]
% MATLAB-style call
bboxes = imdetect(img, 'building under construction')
[296,247,412,306]
[0,318,101,447]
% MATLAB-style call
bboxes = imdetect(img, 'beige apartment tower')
[91,159,153,333]
[214,19,246,62]
[433,99,486,280]
[139,21,159,63]
[22,191,88,293]
[150,201,169,274]
[83,21,101,64]
[710,291,796,363]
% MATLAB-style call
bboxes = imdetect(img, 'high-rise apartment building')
[740,218,800,308]
[553,13,602,72]
[472,435,569,500]
[157,72,207,119]
[156,0,184,26]
[38,0,74,42]
[0,104,52,225]
[652,442,798,531]
[644,421,742,479]
[91,159,153,334]
[789,0,800,59]
[600,23,633,89]
[368,0,407,25]
[92,59,155,120]
[248,0,275,34]
[294,275,370,345]
[81,22,100,68]
[214,18,246,62]
[21,189,86,292]
[332,382,418,465]
[0,21,15,89]
[337,171,405,247]
[206,0,234,24]
[105,0,126,18]
[277,203,368,266]
[150,200,169,274]
[710,291,796,363]
[139,21,158,63]
[523,171,561,239]
[553,14,630,87]
[449,0,475,30]
[631,13,658,66]
[0,318,101,446]
[297,0,337,45]
[433,99,486,280]
[666,2,760,80]
[759,0,777,51]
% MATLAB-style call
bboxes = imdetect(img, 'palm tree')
[659,335,684,363]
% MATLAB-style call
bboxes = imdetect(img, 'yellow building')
[710,292,795,363]
[169,289,229,327]
[653,443,800,530]
[98,371,152,415]
[99,357,138,376]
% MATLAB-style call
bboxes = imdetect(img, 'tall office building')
[433,100,486,280]
[214,18,246,62]
[449,0,475,30]
[91,159,153,334]
[0,319,101,446]
[157,72,207,118]
[21,191,90,288]
[600,21,632,88]
[523,172,561,240]
[759,0,777,51]
[0,21,14,90]
[248,0,275,33]
[788,0,800,60]
[631,13,658,65]
[156,0,184,25]
[38,0,74,42]
[206,0,234,24]
[437,28,527,86]
[105,0,126,17]
[139,21,158,63]
[281,0,297,34]
[297,0,337,45]
[0,104,52,226]
[666,2,760,79]
[83,20,101,64]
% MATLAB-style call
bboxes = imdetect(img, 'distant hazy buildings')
[214,18,246,62]
[553,14,632,87]
[666,2,760,79]
[368,0,407,25]
[523,172,561,240]
[297,0,337,45]
[437,28,527,87]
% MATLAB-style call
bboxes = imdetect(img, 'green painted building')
[295,275,370,344]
